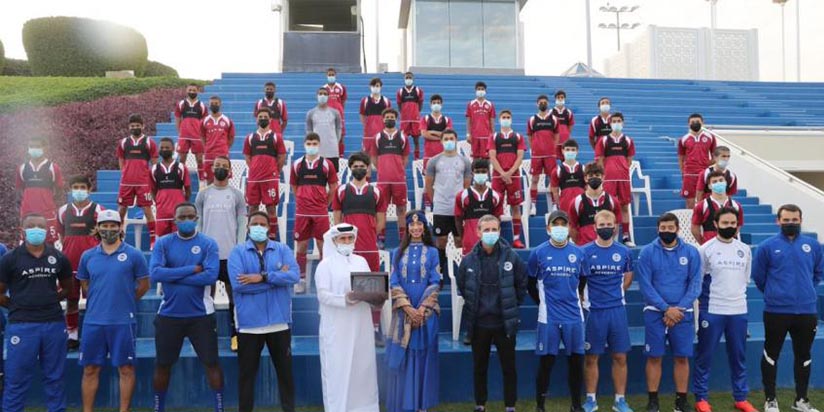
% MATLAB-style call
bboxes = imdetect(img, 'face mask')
[600,104,611,113]
[431,103,442,112]
[188,92,198,100]
[72,189,89,202]
[717,159,729,169]
[563,151,577,161]
[160,150,174,160]
[336,242,355,256]
[549,226,569,243]
[305,145,319,156]
[611,123,623,133]
[249,225,268,242]
[404,78,413,86]
[317,94,329,104]
[99,229,120,245]
[214,168,229,181]
[265,91,275,99]
[481,231,499,246]
[177,220,197,236]
[475,90,486,98]
[587,177,602,190]
[538,103,548,111]
[780,223,800,237]
[658,231,678,244]
[473,173,489,185]
[500,119,512,128]
[351,168,368,181]
[596,227,615,241]
[327,75,336,84]
[710,181,727,194]
[384,119,396,129]
[370,86,381,95]
[690,122,702,132]
[717,226,737,240]
[258,119,270,129]
[209,105,220,114]
[443,140,457,151]
[24,228,47,246]
[556,99,565,107]
[130,128,142,137]
[28,148,44,158]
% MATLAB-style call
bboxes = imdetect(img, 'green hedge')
[141,60,179,78]
[22,17,148,77]
[0,40,5,74]
[2,59,31,76]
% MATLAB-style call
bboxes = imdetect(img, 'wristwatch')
[260,272,268,283]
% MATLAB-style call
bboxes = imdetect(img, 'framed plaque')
[350,272,389,293]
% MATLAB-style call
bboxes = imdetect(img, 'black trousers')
[471,326,517,407]
[237,329,295,412]
[761,312,818,401]
[216,260,236,337]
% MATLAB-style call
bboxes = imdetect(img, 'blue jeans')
[3,321,67,412]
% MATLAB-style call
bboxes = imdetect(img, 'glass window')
[448,0,484,67]
[415,0,450,67]
[482,1,517,68]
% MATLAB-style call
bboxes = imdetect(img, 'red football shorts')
[294,215,330,242]
[604,180,632,206]
[492,175,524,206]
[530,156,557,177]
[681,174,699,198]
[363,136,377,156]
[155,219,177,237]
[246,180,279,206]
[401,121,421,137]
[471,137,489,159]
[355,250,380,272]
[118,185,153,207]
[176,137,204,155]
[377,183,408,207]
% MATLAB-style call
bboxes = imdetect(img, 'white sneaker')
[294,279,307,294]
[793,399,820,412]
[530,203,537,216]
[765,399,780,412]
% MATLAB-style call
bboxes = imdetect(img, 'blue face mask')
[431,103,442,112]
[28,148,44,158]
[549,226,569,242]
[473,173,489,185]
[481,231,499,246]
[305,145,319,156]
[443,140,457,151]
[176,220,197,236]
[71,189,89,202]
[710,181,727,194]
[327,75,336,84]
[404,78,413,86]
[25,228,47,246]
[563,151,577,161]
[500,119,512,128]
[249,225,268,242]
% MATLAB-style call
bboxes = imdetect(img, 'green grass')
[0,76,207,113]
[27,389,824,411]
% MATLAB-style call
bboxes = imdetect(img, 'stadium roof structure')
[562,62,604,77]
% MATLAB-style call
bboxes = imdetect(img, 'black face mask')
[214,168,229,181]
[717,226,737,240]
[188,92,198,100]
[258,119,270,129]
[209,105,220,114]
[658,231,678,244]
[538,103,548,111]
[780,223,801,237]
[160,150,174,159]
[690,122,702,132]
[130,128,142,137]
[351,168,368,181]
[384,119,396,129]
[265,91,275,99]
[587,177,602,190]
[596,227,615,241]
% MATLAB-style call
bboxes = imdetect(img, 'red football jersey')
[488,131,526,176]
[454,187,504,254]
[569,192,622,244]
[691,197,744,244]
[595,134,635,181]
[242,131,286,182]
[396,86,424,122]
[374,131,409,183]
[57,202,103,271]
[323,83,348,114]
[332,183,388,255]
[116,135,158,186]
[360,96,392,138]
[253,98,289,134]
[151,161,191,217]
[17,159,64,219]
[551,106,575,142]
[527,113,557,158]
[550,162,586,213]
[174,99,207,139]
[465,99,496,138]
[420,114,454,160]
[696,166,738,198]
[291,156,338,216]
[588,114,612,146]
[201,114,236,160]
[678,132,717,174]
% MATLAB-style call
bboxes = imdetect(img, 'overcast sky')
[1,0,821,82]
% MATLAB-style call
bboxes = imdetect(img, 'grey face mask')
[99,229,120,245]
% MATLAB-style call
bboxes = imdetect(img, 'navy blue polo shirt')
[77,242,149,325]
[0,245,72,323]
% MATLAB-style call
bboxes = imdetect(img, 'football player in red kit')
[116,114,158,246]
[201,96,235,184]
[174,83,207,180]
[243,108,287,240]
[290,133,339,293]
[695,146,738,201]
[569,163,622,245]
[690,171,744,244]
[323,67,348,157]
[594,113,636,246]
[551,90,575,157]
[372,109,409,243]
[253,82,288,135]
[57,175,103,350]
[550,140,586,215]
[16,137,64,244]
[465,81,496,160]
[488,110,526,249]
[588,97,612,149]
[527,94,558,216]
[397,72,424,160]
[151,138,192,237]
[455,159,504,255]
[360,77,392,166]
[678,113,716,209]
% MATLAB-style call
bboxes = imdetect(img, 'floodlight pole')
[796,0,801,81]
[585,0,593,76]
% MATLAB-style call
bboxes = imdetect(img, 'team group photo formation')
[1,5,823,404]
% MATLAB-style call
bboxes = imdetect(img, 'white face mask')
[336,242,355,256]
[600,104,611,113]
[556,99,565,107]
[370,86,381,95]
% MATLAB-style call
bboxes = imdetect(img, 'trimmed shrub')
[141,60,179,78]
[22,17,148,77]
[2,59,32,76]
[0,39,5,74]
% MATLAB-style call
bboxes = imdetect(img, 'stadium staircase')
[49,74,824,409]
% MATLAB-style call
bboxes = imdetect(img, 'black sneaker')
[645,399,660,412]
[463,333,472,345]
[674,399,689,412]
[535,408,545,412]
[67,338,80,352]
[570,406,585,412]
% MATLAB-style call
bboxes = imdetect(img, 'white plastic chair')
[457,140,472,158]
[630,160,653,216]
[667,208,700,331]
[379,250,393,336]
[283,139,295,166]
[497,163,530,248]
[337,158,350,184]
[412,159,426,210]
[445,233,465,340]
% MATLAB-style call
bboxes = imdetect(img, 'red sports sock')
[372,308,381,328]
[296,251,307,279]
[268,216,279,240]
[66,310,79,332]
[147,220,156,244]
[197,165,206,182]
[513,220,522,239]
[530,189,538,204]
[622,222,630,237]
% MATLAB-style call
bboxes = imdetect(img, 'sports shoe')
[530,203,537,216]
[622,238,636,248]
[535,408,545,412]
[294,280,307,294]
[675,398,690,412]
[512,239,526,249]
[230,336,238,352]
[694,400,712,412]
[583,396,599,412]
[734,400,758,412]
[792,399,820,412]
[67,338,80,352]
[645,400,660,412]
[571,406,585,412]
[462,333,472,345]
[613,399,634,412]
[764,399,779,412]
